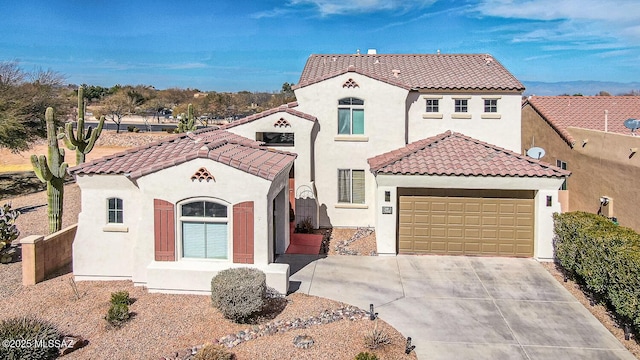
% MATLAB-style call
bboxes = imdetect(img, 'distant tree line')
[0,60,297,146]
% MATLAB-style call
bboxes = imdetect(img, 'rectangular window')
[426,99,439,112]
[107,198,123,224]
[484,99,498,113]
[256,132,294,146]
[556,160,568,190]
[338,98,364,135]
[338,169,365,204]
[455,99,468,113]
[182,222,227,259]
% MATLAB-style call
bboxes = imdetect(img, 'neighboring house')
[70,129,294,294]
[224,53,568,260]
[70,52,569,295]
[522,96,640,231]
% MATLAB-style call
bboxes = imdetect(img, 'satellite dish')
[624,118,640,134]
[526,147,546,160]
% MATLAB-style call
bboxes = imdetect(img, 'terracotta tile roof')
[368,131,569,178]
[222,102,316,129]
[69,128,296,181]
[525,96,640,146]
[295,53,525,91]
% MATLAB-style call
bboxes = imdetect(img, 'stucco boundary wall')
[20,224,77,286]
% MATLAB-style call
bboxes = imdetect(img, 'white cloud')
[253,0,437,18]
[475,0,640,45]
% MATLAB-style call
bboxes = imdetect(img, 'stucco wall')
[407,92,523,151]
[225,112,316,189]
[522,105,640,232]
[73,157,291,293]
[295,73,409,227]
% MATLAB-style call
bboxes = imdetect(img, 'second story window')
[556,160,568,190]
[484,99,498,113]
[426,99,439,112]
[455,99,468,113]
[338,97,364,135]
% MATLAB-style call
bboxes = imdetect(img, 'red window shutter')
[154,199,175,261]
[233,201,254,264]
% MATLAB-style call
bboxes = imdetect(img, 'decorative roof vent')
[392,69,401,78]
[274,118,291,127]
[485,54,494,65]
[343,78,360,88]
[191,167,215,182]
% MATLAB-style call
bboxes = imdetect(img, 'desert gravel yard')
[1,181,415,360]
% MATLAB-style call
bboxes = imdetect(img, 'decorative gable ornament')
[274,118,291,128]
[343,78,359,88]
[191,167,215,182]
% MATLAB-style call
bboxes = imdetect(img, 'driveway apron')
[277,254,635,360]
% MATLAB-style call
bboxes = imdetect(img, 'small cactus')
[176,103,197,133]
[60,86,105,165]
[31,107,68,234]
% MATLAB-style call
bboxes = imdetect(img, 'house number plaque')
[382,206,393,214]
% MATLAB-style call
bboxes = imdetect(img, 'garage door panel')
[399,195,533,257]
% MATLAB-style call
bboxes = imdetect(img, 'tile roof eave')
[293,68,410,91]
[525,100,576,147]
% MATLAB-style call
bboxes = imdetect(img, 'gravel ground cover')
[1,131,416,359]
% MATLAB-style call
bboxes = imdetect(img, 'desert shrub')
[126,125,140,132]
[195,344,236,360]
[296,217,314,233]
[110,290,131,306]
[354,352,379,360]
[0,316,62,360]
[0,202,20,249]
[105,303,130,328]
[363,320,391,350]
[211,268,266,323]
[554,212,640,331]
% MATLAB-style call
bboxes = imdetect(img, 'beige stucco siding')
[522,105,640,232]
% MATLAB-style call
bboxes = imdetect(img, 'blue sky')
[1,0,639,92]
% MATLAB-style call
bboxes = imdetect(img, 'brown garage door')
[399,196,534,257]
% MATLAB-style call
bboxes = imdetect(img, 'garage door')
[399,196,534,257]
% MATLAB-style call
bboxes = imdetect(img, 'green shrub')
[553,212,640,331]
[110,290,131,306]
[0,202,20,249]
[195,344,236,360]
[105,303,130,328]
[354,352,379,360]
[0,316,62,360]
[126,125,140,132]
[211,268,266,323]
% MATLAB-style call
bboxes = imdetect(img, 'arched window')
[107,198,123,224]
[179,200,228,259]
[338,97,364,135]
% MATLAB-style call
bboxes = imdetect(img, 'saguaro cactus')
[176,103,196,133]
[31,107,68,234]
[61,86,105,165]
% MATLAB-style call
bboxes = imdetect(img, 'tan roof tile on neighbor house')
[69,128,296,181]
[526,96,640,145]
[368,131,569,178]
[295,53,525,91]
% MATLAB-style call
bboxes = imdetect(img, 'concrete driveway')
[276,254,635,360]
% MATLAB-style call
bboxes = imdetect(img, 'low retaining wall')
[20,224,77,286]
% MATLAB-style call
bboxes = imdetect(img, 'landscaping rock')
[293,334,314,349]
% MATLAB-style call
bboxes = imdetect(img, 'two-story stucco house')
[70,52,569,294]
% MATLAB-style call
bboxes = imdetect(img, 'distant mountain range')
[522,81,640,96]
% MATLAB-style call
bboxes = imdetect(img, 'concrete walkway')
[276,254,635,360]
